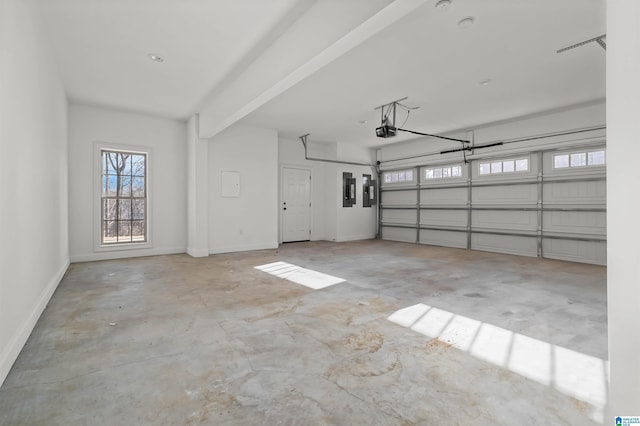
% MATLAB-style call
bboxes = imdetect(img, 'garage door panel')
[381,144,606,265]
[420,229,467,249]
[543,239,606,265]
[382,191,417,205]
[543,181,605,206]
[543,211,606,236]
[473,184,537,206]
[420,209,467,227]
[473,210,537,232]
[382,209,415,224]
[472,233,537,257]
[382,226,416,243]
[420,187,467,206]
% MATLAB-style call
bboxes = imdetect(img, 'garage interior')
[1,0,638,424]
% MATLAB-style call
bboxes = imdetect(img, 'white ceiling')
[241,0,606,146]
[38,0,605,146]
[38,0,304,119]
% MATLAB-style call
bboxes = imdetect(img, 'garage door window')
[479,157,529,175]
[554,150,605,169]
[424,164,462,180]
[384,169,414,184]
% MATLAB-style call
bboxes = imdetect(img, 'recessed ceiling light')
[434,0,452,12]
[148,54,164,63]
[457,16,474,29]
[358,120,368,124]
[479,79,492,86]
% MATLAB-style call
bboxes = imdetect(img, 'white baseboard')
[209,242,278,255]
[0,258,69,387]
[186,248,209,258]
[70,247,186,263]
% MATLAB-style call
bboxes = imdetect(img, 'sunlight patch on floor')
[255,261,345,289]
[388,303,607,423]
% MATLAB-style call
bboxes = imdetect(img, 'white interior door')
[282,167,311,242]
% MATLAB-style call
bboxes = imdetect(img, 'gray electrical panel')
[343,172,356,207]
[370,180,377,205]
[363,174,371,207]
[363,174,376,207]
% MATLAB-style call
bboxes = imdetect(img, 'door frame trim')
[279,164,312,244]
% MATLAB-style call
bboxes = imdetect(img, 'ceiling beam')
[197,0,429,139]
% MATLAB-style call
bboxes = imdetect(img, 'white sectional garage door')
[380,144,606,265]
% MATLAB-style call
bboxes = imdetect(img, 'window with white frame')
[553,149,605,169]
[479,157,529,175]
[424,164,463,180]
[383,169,414,184]
[101,149,147,244]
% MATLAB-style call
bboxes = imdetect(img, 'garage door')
[380,144,606,265]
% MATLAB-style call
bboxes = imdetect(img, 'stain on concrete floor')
[0,240,606,425]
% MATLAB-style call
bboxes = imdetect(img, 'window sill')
[96,242,152,252]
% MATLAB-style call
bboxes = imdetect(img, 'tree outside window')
[101,150,146,244]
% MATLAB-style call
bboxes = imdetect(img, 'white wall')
[208,124,279,253]
[331,166,378,242]
[334,142,377,241]
[606,0,640,416]
[0,0,69,385]
[278,138,377,242]
[68,104,187,261]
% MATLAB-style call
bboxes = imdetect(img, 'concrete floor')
[0,240,607,425]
